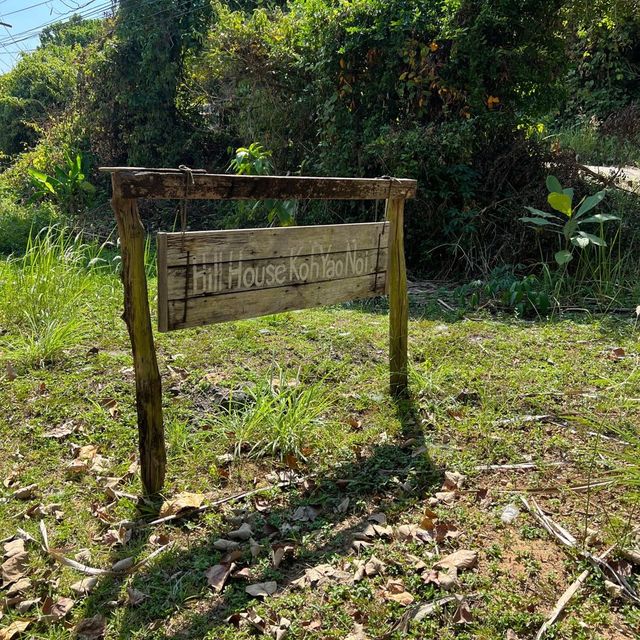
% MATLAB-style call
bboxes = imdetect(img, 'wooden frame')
[102,167,417,495]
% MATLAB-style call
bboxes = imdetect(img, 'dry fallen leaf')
[442,471,465,491]
[291,505,321,522]
[42,595,75,623]
[71,576,99,596]
[205,563,235,593]
[6,577,31,596]
[125,587,148,606]
[433,549,478,571]
[213,539,241,552]
[2,551,28,586]
[12,484,38,500]
[293,563,351,589]
[245,581,277,598]
[382,580,414,606]
[0,619,30,640]
[271,543,295,569]
[14,598,40,613]
[452,601,473,624]
[228,523,253,541]
[159,492,206,517]
[42,421,76,440]
[74,615,106,640]
[3,539,25,559]
[336,497,350,514]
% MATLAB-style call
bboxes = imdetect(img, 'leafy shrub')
[0,197,57,255]
[521,175,617,266]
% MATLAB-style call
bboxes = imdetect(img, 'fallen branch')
[520,497,639,604]
[475,461,566,472]
[535,568,590,640]
[122,477,306,529]
[16,522,173,577]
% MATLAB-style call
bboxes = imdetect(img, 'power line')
[1,1,59,19]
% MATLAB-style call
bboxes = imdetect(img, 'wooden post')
[111,175,166,495]
[386,198,408,398]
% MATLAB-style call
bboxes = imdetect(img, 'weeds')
[211,368,334,461]
[0,227,112,367]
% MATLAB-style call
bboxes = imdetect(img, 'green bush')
[0,196,57,256]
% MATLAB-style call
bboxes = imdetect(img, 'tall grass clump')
[0,227,106,367]
[212,369,334,461]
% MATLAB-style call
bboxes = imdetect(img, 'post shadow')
[79,392,442,638]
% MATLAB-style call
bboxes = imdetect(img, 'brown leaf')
[442,471,465,491]
[228,523,253,541]
[291,505,321,522]
[205,563,235,592]
[364,555,385,577]
[77,445,98,460]
[149,533,171,547]
[336,497,350,514]
[368,512,387,525]
[0,620,30,640]
[125,587,148,606]
[2,552,28,586]
[12,484,38,500]
[14,598,40,613]
[245,581,277,598]
[74,615,106,640]
[271,543,295,569]
[3,539,25,559]
[452,601,473,624]
[67,459,89,475]
[159,492,205,517]
[6,577,31,597]
[42,421,77,439]
[3,471,18,489]
[382,580,414,606]
[42,595,74,622]
[213,539,241,552]
[71,576,99,595]
[433,549,478,572]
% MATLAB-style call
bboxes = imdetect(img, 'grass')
[0,227,118,368]
[0,240,639,639]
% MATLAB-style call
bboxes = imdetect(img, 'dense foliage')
[0,0,638,287]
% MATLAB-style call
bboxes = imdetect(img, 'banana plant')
[520,175,618,266]
[28,152,95,214]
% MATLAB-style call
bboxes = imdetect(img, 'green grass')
[0,243,639,640]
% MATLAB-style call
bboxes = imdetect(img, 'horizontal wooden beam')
[103,169,417,201]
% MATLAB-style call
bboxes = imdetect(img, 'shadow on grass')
[81,394,441,639]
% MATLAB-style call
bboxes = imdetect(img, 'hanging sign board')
[157,222,389,331]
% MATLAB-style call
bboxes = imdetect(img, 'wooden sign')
[102,168,416,495]
[157,222,389,331]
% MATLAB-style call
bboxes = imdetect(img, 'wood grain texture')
[105,170,417,201]
[386,198,408,398]
[162,222,389,266]
[165,273,386,330]
[111,176,166,495]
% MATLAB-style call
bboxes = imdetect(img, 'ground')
[1,284,639,639]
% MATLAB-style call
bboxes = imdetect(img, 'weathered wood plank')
[161,222,389,267]
[105,171,417,201]
[156,232,169,333]
[165,247,388,300]
[163,273,386,330]
[111,178,166,495]
[386,198,408,398]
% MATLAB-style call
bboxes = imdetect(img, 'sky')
[0,0,114,73]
